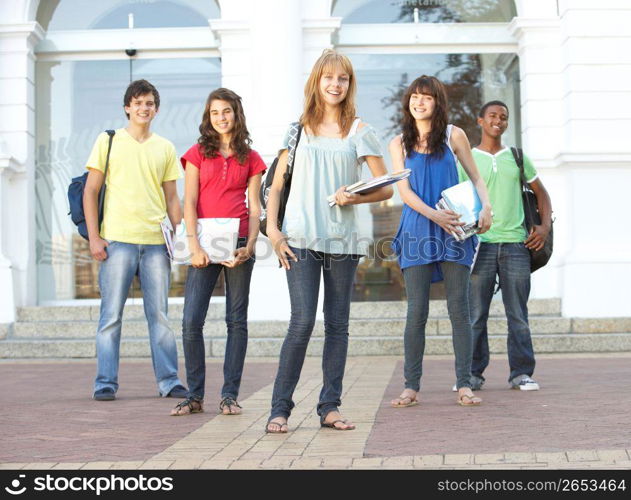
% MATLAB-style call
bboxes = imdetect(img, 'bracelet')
[186,234,196,237]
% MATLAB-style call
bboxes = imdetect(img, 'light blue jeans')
[94,241,183,397]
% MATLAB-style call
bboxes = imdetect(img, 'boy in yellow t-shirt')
[84,79,186,401]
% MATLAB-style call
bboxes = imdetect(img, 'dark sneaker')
[510,375,540,391]
[93,388,116,401]
[166,384,188,398]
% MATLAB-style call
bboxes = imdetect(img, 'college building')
[1,0,629,336]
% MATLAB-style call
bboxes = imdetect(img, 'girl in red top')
[171,88,266,416]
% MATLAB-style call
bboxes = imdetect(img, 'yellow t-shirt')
[85,128,182,244]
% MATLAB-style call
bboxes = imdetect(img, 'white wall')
[1,0,631,321]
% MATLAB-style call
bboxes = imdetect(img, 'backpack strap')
[511,146,538,232]
[98,130,115,226]
[510,146,529,186]
[284,122,302,177]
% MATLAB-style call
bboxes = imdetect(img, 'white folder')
[161,217,240,265]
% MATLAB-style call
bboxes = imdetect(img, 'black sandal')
[219,397,242,415]
[170,397,203,416]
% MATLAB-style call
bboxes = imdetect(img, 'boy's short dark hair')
[123,79,160,119]
[479,100,509,118]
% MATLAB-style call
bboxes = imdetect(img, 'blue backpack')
[67,130,115,240]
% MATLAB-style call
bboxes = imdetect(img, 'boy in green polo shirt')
[458,100,552,391]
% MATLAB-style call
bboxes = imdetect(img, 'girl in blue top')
[389,76,493,407]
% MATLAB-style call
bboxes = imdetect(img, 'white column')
[509,12,565,300]
[556,0,631,317]
[0,22,43,321]
[211,1,309,320]
[0,154,24,323]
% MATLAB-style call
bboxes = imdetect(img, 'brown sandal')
[219,397,242,415]
[170,397,204,416]
[457,390,482,406]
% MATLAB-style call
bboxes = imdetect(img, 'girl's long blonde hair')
[301,49,357,137]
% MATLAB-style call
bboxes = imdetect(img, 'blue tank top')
[392,126,477,282]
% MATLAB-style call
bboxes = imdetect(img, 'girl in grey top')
[264,49,393,433]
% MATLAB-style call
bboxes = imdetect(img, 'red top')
[181,144,267,237]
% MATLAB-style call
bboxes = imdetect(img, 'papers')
[436,180,482,242]
[161,217,240,264]
[327,169,412,207]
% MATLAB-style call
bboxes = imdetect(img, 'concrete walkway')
[1,355,630,470]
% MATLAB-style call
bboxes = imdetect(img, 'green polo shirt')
[458,147,538,243]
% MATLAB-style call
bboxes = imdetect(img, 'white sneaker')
[510,375,540,391]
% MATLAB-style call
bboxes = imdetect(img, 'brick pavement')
[1,355,630,470]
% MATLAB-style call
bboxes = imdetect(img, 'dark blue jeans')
[402,261,473,391]
[470,242,535,382]
[270,247,360,421]
[182,239,254,400]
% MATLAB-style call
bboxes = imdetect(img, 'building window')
[333,0,520,301]
[332,0,516,24]
[35,1,221,302]
[39,0,219,30]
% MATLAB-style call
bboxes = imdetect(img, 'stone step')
[16,298,562,322]
[11,316,631,340]
[2,333,631,359]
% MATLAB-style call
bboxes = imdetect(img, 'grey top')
[281,120,383,255]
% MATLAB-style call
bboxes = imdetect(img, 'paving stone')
[81,462,113,470]
[320,457,353,469]
[110,462,145,470]
[23,463,57,470]
[169,459,204,470]
[414,455,444,468]
[382,456,413,469]
[536,452,568,464]
[567,450,599,462]
[289,458,324,469]
[0,463,28,470]
[138,461,173,470]
[198,459,233,470]
[444,454,473,465]
[503,452,536,464]
[261,457,294,469]
[474,453,506,465]
[228,460,263,470]
[596,449,629,462]
[52,463,85,470]
[351,457,384,468]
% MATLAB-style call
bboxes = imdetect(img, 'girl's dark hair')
[401,75,449,158]
[198,88,252,165]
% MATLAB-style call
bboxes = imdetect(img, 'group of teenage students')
[84,49,552,433]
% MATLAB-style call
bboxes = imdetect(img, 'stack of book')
[327,169,412,207]
[435,180,482,241]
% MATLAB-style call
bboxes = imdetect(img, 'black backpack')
[511,147,553,272]
[67,130,115,240]
[259,122,302,236]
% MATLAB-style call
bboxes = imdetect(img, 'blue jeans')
[470,242,536,382]
[94,241,183,396]
[270,247,360,421]
[402,261,473,391]
[182,239,254,401]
